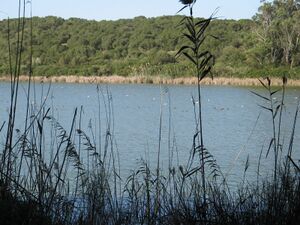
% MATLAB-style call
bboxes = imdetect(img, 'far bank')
[1,75,300,87]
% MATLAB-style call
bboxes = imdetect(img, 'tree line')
[0,0,299,78]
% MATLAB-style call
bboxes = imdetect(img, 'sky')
[0,0,262,21]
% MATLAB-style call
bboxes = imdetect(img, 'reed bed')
[1,75,300,86]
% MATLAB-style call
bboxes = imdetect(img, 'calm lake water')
[1,82,300,185]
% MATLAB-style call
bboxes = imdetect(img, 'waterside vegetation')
[2,74,300,86]
[0,0,300,225]
[0,0,300,79]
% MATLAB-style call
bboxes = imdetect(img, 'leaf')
[258,78,268,90]
[288,155,300,172]
[271,89,281,96]
[43,108,51,120]
[194,37,206,51]
[212,170,220,178]
[266,138,275,158]
[196,21,211,36]
[198,54,213,70]
[0,121,5,133]
[209,34,220,40]
[185,19,196,36]
[250,91,270,102]
[182,52,197,65]
[177,5,188,14]
[183,33,195,42]
[244,154,250,173]
[202,53,213,66]
[258,104,272,112]
[37,120,43,134]
[196,20,210,37]
[273,104,281,119]
[200,66,212,81]
[197,50,210,60]
[195,18,211,27]
[178,16,188,27]
[205,158,214,163]
[186,166,201,178]
[176,45,193,57]
[114,170,122,181]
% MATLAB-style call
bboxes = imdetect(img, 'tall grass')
[0,0,300,225]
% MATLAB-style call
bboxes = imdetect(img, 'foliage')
[254,0,300,68]
[176,2,217,218]
[0,0,299,79]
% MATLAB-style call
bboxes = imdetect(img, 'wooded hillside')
[0,0,299,78]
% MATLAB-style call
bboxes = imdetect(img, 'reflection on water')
[0,82,299,185]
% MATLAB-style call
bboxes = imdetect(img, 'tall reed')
[1,1,300,225]
[176,0,218,218]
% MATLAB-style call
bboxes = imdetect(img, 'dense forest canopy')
[0,0,299,78]
[255,0,300,68]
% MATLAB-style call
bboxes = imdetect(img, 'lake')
[0,81,300,186]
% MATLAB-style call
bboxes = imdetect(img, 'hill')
[0,1,300,79]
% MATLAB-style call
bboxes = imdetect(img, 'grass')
[2,75,300,86]
[1,0,300,224]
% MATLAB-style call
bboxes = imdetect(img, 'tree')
[256,0,300,67]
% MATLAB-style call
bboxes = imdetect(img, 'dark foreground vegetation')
[1,0,300,78]
[1,0,300,224]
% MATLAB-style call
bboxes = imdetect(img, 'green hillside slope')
[0,1,300,78]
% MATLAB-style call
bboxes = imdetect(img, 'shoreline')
[1,75,300,86]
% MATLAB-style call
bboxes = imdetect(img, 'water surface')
[0,82,299,185]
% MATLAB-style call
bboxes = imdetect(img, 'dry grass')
[1,75,300,86]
